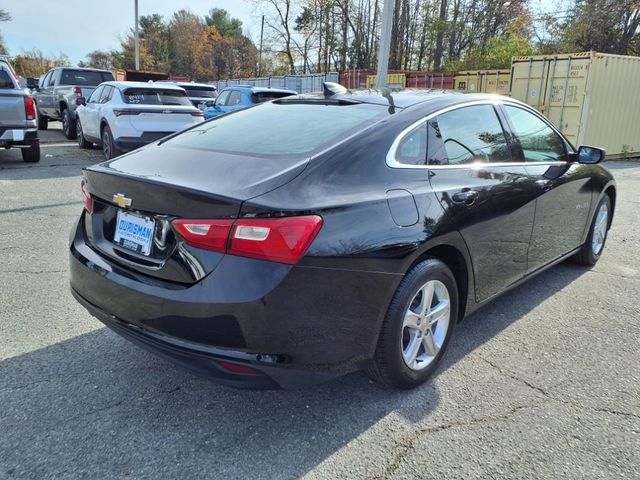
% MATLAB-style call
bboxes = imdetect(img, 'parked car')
[34,67,114,139]
[202,85,296,119]
[70,86,615,390]
[0,57,40,162]
[157,81,217,109]
[75,81,204,159]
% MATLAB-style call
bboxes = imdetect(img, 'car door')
[38,71,56,116]
[82,85,105,139]
[499,103,593,272]
[425,103,539,302]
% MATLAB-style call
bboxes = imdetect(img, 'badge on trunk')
[113,193,132,208]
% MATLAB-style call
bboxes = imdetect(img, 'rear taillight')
[24,96,36,120]
[217,361,261,375]
[80,180,93,214]
[74,86,82,97]
[113,109,140,116]
[171,215,323,265]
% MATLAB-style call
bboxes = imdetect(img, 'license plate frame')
[113,210,155,256]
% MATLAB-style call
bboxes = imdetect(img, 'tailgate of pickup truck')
[0,91,26,127]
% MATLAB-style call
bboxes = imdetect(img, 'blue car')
[203,86,296,120]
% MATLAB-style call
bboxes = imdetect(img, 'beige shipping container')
[454,70,510,94]
[510,51,640,158]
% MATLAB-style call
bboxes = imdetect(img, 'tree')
[205,8,243,37]
[11,49,70,77]
[169,10,206,77]
[257,0,297,74]
[78,50,114,70]
[0,9,10,55]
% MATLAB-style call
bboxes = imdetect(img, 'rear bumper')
[114,132,172,152]
[69,214,400,388]
[0,128,38,147]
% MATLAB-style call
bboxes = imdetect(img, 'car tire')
[101,125,119,160]
[21,142,41,163]
[571,194,611,266]
[62,109,77,139]
[37,111,48,130]
[366,258,458,389]
[77,119,92,149]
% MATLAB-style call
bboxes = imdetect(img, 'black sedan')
[69,86,616,389]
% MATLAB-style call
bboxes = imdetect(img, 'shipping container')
[366,73,407,89]
[510,51,640,158]
[454,70,511,94]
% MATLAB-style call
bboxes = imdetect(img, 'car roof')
[55,67,112,73]
[292,89,526,110]
[222,86,297,95]
[102,81,187,91]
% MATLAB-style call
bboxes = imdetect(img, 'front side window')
[503,105,567,162]
[88,85,104,103]
[427,105,511,165]
[215,90,230,106]
[122,88,191,106]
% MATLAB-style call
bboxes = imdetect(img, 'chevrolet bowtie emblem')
[113,193,132,208]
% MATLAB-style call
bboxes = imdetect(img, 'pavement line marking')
[40,142,78,148]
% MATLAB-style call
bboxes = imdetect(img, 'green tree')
[78,50,114,70]
[205,8,243,37]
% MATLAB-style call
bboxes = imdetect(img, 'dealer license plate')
[113,210,155,256]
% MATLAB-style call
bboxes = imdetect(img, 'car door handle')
[535,179,553,192]
[452,190,479,205]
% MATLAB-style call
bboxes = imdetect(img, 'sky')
[3,0,566,66]
[2,0,256,65]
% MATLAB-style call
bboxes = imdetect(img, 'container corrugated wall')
[454,70,510,94]
[211,73,340,93]
[510,52,640,158]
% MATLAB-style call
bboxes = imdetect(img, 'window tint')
[427,105,510,165]
[183,86,217,98]
[251,91,295,103]
[46,71,56,87]
[88,85,104,103]
[215,90,230,106]
[227,91,242,106]
[396,124,427,165]
[0,69,14,89]
[122,88,191,106]
[166,102,386,157]
[40,72,51,88]
[503,105,567,162]
[99,86,112,103]
[60,69,114,86]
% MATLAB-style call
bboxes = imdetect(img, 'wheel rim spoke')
[403,330,422,367]
[422,330,438,357]
[428,300,450,325]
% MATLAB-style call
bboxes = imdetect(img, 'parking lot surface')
[1,128,639,479]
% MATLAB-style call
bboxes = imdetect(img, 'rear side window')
[60,70,114,86]
[427,105,511,165]
[252,91,295,104]
[227,91,242,106]
[0,69,14,89]
[166,102,386,157]
[396,124,427,165]
[503,105,567,162]
[123,89,192,106]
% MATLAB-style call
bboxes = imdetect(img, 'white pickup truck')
[34,67,114,139]
[0,57,39,162]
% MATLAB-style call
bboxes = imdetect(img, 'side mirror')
[577,145,605,164]
[76,96,86,106]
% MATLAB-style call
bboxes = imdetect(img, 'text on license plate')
[113,210,155,256]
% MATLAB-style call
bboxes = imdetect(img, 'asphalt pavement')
[1,127,639,479]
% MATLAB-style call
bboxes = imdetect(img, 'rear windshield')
[0,69,15,89]
[123,88,192,106]
[164,102,387,157]
[184,86,217,98]
[252,91,295,103]
[60,69,114,86]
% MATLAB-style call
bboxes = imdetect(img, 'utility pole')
[375,0,396,90]
[258,15,265,77]
[134,0,140,70]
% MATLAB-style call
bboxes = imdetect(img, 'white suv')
[75,81,204,159]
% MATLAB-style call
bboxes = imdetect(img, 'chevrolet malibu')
[69,86,616,389]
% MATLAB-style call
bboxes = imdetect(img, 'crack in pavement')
[2,270,67,275]
[480,357,640,420]
[371,403,538,480]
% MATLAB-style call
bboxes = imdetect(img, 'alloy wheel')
[591,203,608,255]
[401,280,451,371]
[102,130,111,159]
